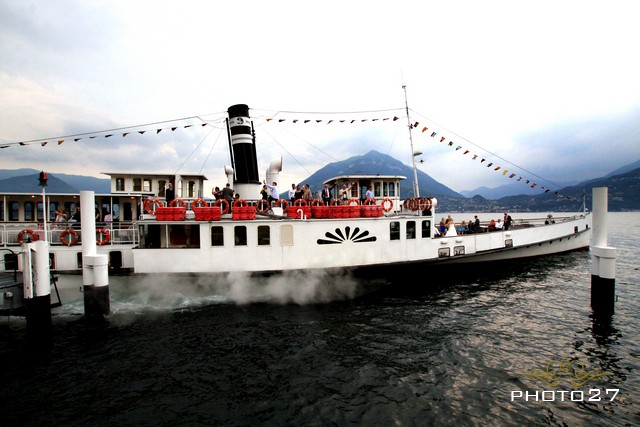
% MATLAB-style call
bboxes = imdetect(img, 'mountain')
[460,159,640,199]
[0,169,110,193]
[1,155,637,211]
[452,167,640,212]
[605,159,640,178]
[460,180,578,199]
[298,150,463,199]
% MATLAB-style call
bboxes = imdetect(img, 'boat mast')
[403,85,420,198]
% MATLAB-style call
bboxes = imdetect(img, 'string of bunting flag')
[0,115,228,150]
[407,117,580,201]
[3,106,577,201]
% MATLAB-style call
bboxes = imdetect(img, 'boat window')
[438,248,450,258]
[211,226,224,246]
[187,181,196,198]
[388,182,396,197]
[454,246,465,256]
[48,202,58,221]
[164,224,200,248]
[76,252,83,269]
[421,220,431,238]
[350,182,359,199]
[24,202,35,221]
[177,180,183,198]
[143,179,152,192]
[0,202,3,221]
[257,225,270,246]
[390,221,400,241]
[37,202,44,221]
[133,178,142,192]
[64,202,74,216]
[406,221,416,239]
[9,201,19,221]
[234,226,247,246]
[382,182,388,197]
[374,182,381,197]
[3,252,18,271]
[158,180,167,197]
[116,177,125,191]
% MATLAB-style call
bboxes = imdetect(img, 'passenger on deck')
[457,221,468,234]
[445,215,455,229]
[495,218,504,230]
[55,207,68,223]
[165,182,175,206]
[222,183,234,211]
[365,185,374,200]
[467,218,475,233]
[474,215,481,233]
[438,218,447,235]
[339,183,349,205]
[545,214,555,225]
[294,185,303,202]
[103,210,113,231]
[503,212,513,230]
[488,219,497,232]
[264,181,280,204]
[288,184,296,205]
[322,183,332,205]
[212,186,222,200]
[303,184,312,203]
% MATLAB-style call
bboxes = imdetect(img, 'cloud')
[1,1,639,195]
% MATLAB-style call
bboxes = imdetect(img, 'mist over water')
[51,268,366,320]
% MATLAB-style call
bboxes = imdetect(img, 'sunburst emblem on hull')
[317,226,377,245]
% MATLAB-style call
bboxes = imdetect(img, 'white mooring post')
[80,191,110,317]
[22,240,52,334]
[591,187,617,315]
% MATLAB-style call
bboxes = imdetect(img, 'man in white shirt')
[264,181,280,204]
[288,183,296,205]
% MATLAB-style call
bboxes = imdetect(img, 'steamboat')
[0,103,591,314]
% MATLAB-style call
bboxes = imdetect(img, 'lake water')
[1,212,638,426]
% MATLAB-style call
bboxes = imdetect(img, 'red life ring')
[233,199,248,208]
[169,198,185,208]
[330,199,341,206]
[347,198,360,206]
[214,199,230,214]
[418,197,432,211]
[311,198,323,207]
[17,229,39,243]
[256,199,270,213]
[294,199,308,206]
[144,198,162,214]
[275,199,289,208]
[364,198,376,205]
[96,228,111,245]
[60,229,79,246]
[382,198,393,212]
[407,198,419,211]
[192,198,208,208]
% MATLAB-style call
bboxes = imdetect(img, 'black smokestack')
[227,104,259,185]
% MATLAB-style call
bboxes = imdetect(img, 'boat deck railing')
[0,221,138,247]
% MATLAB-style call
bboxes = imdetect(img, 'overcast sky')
[1,0,639,195]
